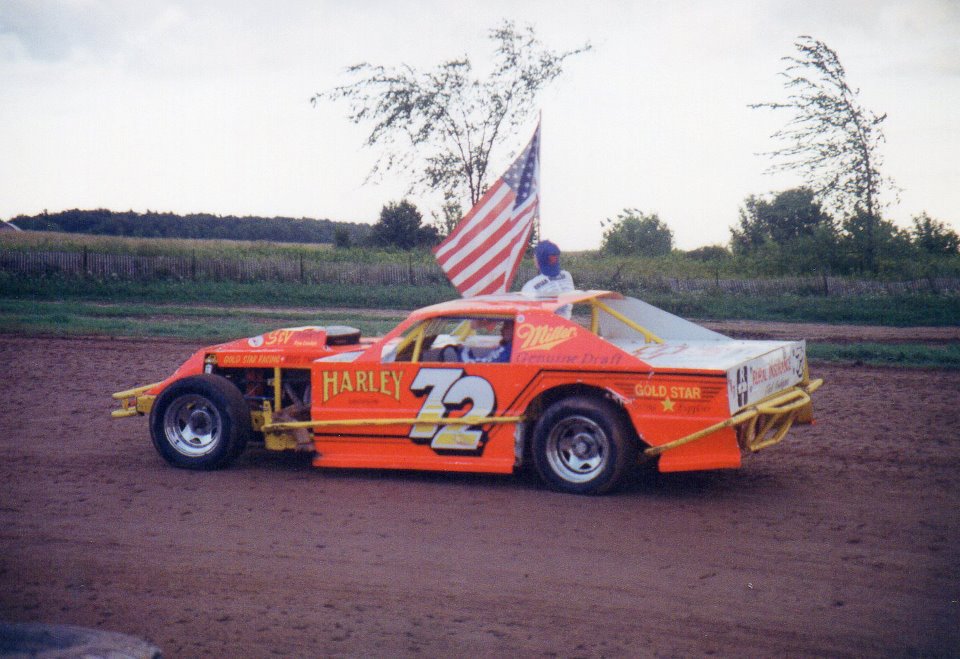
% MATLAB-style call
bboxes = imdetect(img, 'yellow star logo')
[661,398,675,412]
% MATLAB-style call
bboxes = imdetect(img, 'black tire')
[531,397,637,495]
[149,374,251,470]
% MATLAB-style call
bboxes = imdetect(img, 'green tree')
[431,196,463,239]
[369,200,439,250]
[910,212,959,255]
[685,245,730,262]
[731,188,834,255]
[316,21,589,209]
[333,226,351,249]
[751,36,896,272]
[600,209,673,257]
[840,211,913,273]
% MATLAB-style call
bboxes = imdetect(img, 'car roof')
[412,290,622,317]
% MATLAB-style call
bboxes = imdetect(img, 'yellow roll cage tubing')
[389,298,664,364]
[588,298,664,344]
[259,378,822,454]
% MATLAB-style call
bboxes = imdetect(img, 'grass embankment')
[1,273,454,309]
[0,299,404,342]
[0,231,418,264]
[806,343,960,368]
[639,291,960,326]
[1,280,957,368]
[4,274,959,326]
[7,230,960,279]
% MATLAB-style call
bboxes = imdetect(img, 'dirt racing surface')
[1,334,958,656]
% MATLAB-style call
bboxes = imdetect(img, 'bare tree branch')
[751,36,896,221]
[314,20,590,214]
[751,36,899,272]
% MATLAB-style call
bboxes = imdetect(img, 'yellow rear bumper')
[643,378,824,458]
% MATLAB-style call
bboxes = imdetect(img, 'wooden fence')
[1,248,958,296]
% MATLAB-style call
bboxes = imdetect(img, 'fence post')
[191,251,197,280]
[82,246,88,277]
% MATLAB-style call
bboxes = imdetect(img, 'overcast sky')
[1,0,958,250]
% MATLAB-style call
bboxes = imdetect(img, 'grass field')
[805,342,960,368]
[0,273,454,309]
[2,296,956,369]
[2,232,957,368]
[10,230,957,279]
[3,272,957,326]
[0,298,403,341]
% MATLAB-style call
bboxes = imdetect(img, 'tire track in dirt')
[0,336,957,656]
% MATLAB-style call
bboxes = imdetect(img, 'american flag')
[433,124,540,297]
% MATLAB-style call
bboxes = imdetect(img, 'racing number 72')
[409,368,495,451]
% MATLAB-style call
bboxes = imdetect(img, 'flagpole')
[536,110,542,245]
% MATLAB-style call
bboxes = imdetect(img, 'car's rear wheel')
[149,374,251,470]
[531,397,636,495]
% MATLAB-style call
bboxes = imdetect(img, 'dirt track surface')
[1,335,958,657]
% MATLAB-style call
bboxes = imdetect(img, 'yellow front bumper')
[110,382,162,418]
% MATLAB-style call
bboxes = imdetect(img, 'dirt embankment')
[0,335,957,656]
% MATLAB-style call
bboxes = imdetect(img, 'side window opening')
[388,316,515,364]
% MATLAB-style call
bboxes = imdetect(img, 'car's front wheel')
[531,397,636,495]
[149,374,251,470]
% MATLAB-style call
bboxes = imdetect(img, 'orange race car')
[112,290,822,494]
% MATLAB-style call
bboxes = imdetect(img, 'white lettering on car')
[409,368,496,451]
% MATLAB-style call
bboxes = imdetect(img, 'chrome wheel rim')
[546,415,609,483]
[163,395,222,457]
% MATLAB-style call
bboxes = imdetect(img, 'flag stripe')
[434,123,541,297]
[434,193,515,273]
[454,213,533,292]
[433,183,511,261]
[446,204,521,283]
[503,209,537,292]
[468,272,505,298]
[456,210,536,295]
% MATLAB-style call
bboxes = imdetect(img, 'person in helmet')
[521,240,575,318]
[461,319,514,363]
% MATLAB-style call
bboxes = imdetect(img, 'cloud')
[0,0,122,61]
[1,0,957,240]
[863,0,960,77]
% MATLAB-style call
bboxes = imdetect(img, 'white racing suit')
[520,270,575,318]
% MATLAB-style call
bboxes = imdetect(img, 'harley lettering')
[321,370,403,403]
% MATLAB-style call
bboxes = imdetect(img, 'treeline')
[8,209,371,245]
[597,190,960,279]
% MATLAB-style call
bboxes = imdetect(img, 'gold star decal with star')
[661,398,675,412]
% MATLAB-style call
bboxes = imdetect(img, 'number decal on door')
[409,368,496,451]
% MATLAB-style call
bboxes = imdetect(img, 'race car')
[112,290,822,494]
